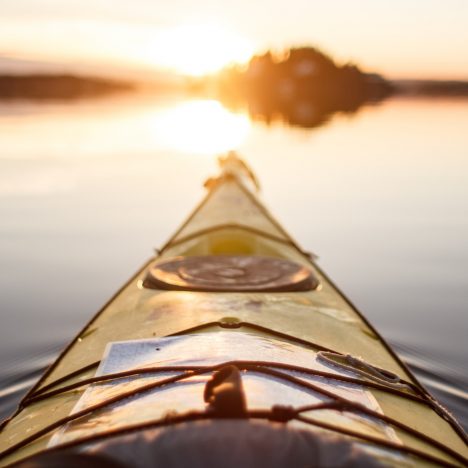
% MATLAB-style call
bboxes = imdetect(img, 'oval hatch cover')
[144,255,319,292]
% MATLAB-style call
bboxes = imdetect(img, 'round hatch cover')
[144,255,318,292]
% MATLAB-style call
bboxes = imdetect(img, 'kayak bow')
[0,153,466,467]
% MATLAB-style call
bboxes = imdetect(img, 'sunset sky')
[1,0,467,79]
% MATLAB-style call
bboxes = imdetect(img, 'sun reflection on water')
[0,97,251,160]
[149,99,251,155]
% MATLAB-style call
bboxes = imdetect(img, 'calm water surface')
[0,94,467,428]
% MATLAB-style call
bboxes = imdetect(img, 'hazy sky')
[1,0,467,79]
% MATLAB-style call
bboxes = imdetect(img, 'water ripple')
[0,343,63,421]
[391,340,468,432]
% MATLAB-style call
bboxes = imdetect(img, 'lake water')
[0,93,467,429]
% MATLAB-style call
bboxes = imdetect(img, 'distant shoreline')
[0,73,467,101]
[392,80,468,97]
[0,74,134,100]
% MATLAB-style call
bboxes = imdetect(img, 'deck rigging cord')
[0,322,468,462]
[1,362,466,467]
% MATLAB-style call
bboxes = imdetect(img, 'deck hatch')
[144,255,319,292]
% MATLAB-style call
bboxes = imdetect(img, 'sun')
[145,23,254,76]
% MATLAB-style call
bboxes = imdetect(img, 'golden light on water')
[143,24,254,76]
[0,97,251,160]
[150,100,251,154]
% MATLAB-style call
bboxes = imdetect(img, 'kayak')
[0,153,466,467]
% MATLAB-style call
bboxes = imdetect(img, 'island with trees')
[208,47,394,128]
